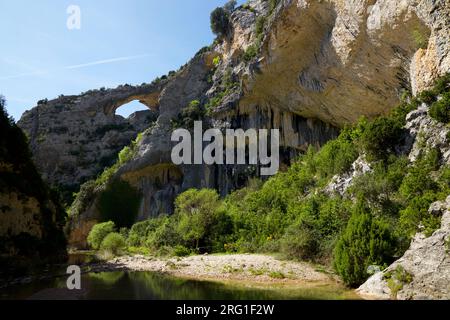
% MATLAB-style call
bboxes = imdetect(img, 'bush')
[417,90,436,105]
[333,205,396,287]
[87,221,116,250]
[175,189,226,251]
[429,92,450,123]
[172,100,205,129]
[145,216,181,249]
[399,150,439,200]
[100,232,126,255]
[384,265,413,299]
[223,0,237,13]
[280,224,319,260]
[127,218,166,247]
[269,0,280,13]
[243,44,258,62]
[173,245,191,257]
[313,132,358,180]
[210,7,230,37]
[359,117,404,162]
[433,73,450,94]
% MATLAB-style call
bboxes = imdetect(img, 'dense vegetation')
[87,75,449,287]
[418,73,450,124]
[0,96,66,263]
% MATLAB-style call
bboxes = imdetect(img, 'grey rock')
[18,82,164,191]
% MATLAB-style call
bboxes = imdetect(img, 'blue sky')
[0,0,244,120]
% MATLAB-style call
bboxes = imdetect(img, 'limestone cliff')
[16,0,449,247]
[18,82,163,202]
[0,98,66,266]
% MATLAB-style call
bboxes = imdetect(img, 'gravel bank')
[94,254,337,285]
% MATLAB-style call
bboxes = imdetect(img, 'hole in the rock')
[115,100,149,118]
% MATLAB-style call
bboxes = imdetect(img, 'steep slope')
[0,97,66,271]
[15,1,449,249]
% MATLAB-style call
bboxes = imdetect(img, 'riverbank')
[92,253,339,286]
[1,253,362,300]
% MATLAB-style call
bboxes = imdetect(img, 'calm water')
[0,271,358,300]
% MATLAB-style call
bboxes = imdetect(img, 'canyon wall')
[16,0,449,245]
[17,82,163,200]
[0,99,66,264]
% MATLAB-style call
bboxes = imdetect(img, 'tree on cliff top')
[210,7,230,38]
[223,0,237,13]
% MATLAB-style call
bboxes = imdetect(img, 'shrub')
[359,117,404,162]
[280,224,319,260]
[127,218,165,247]
[145,216,181,249]
[433,73,450,94]
[223,0,237,13]
[398,192,436,238]
[173,245,191,257]
[412,29,429,49]
[313,132,358,180]
[429,92,450,123]
[213,56,221,67]
[384,265,413,299]
[333,205,396,287]
[243,44,258,62]
[87,221,116,250]
[417,90,436,105]
[268,0,280,13]
[399,150,439,200]
[118,146,133,164]
[175,189,222,250]
[100,232,126,255]
[210,7,230,37]
[349,157,408,213]
[172,100,205,129]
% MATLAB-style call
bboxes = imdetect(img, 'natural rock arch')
[102,90,162,117]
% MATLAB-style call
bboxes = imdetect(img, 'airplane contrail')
[64,54,151,70]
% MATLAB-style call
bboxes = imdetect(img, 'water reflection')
[1,271,358,300]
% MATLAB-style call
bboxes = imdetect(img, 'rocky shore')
[92,253,336,285]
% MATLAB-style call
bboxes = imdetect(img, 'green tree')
[100,232,126,255]
[210,7,230,37]
[429,92,450,124]
[359,117,403,162]
[174,189,225,250]
[87,221,116,250]
[223,0,237,13]
[333,205,396,287]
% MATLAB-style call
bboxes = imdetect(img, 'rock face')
[18,82,163,198]
[0,100,66,265]
[325,156,372,195]
[405,103,450,163]
[239,0,450,126]
[16,1,449,245]
[325,99,450,197]
[358,196,450,300]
